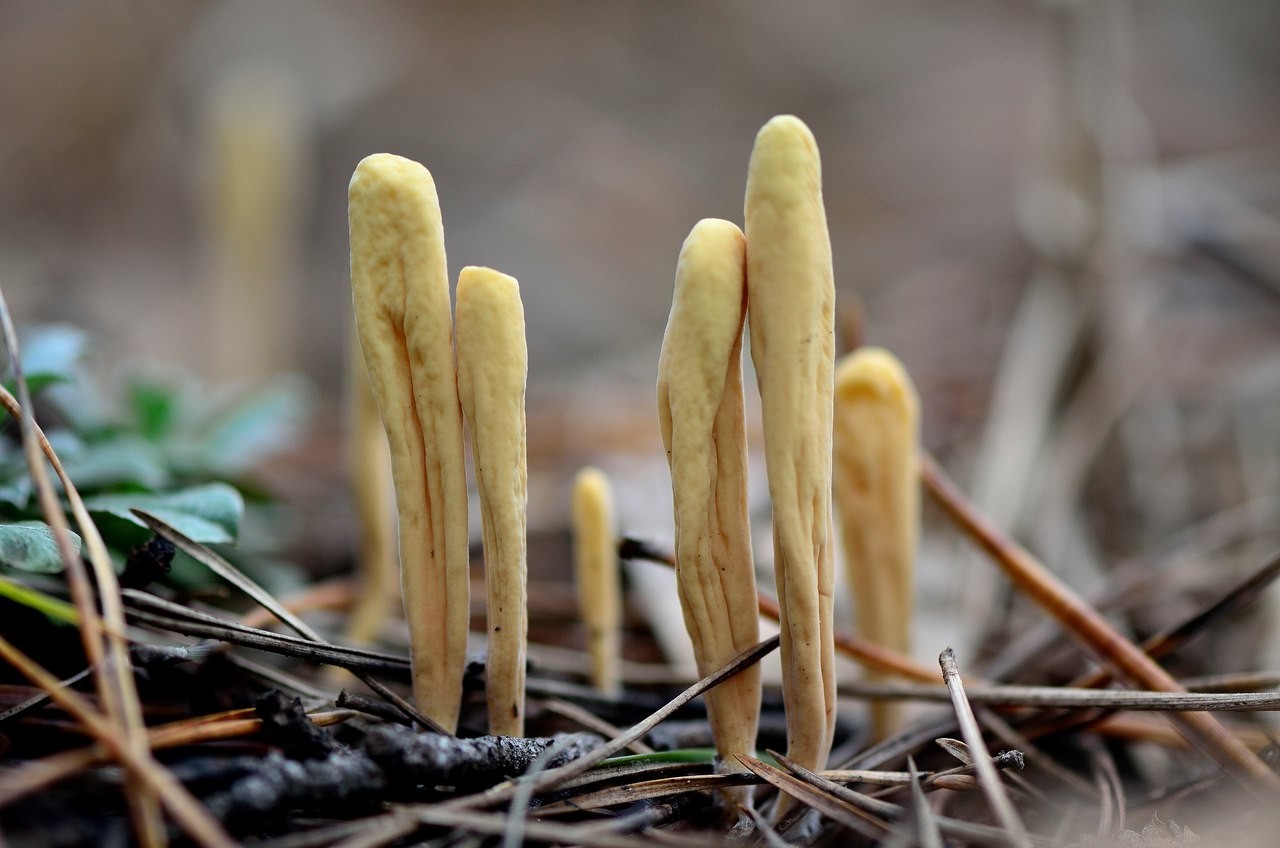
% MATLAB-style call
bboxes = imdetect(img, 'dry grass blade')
[326,814,420,848]
[0,635,235,847]
[1071,547,1280,693]
[123,589,412,674]
[907,756,943,848]
[533,773,748,816]
[538,699,654,754]
[0,664,94,724]
[735,754,891,840]
[0,297,166,845]
[133,509,446,735]
[411,805,720,847]
[840,678,1280,711]
[767,749,1043,848]
[939,648,1034,848]
[443,634,779,810]
[504,736,578,848]
[922,452,1280,795]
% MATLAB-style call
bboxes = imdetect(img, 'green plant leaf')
[129,380,184,442]
[0,521,82,573]
[187,377,311,475]
[84,483,244,545]
[57,434,171,492]
[3,324,87,394]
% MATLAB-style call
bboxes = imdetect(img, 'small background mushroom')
[832,345,920,741]
[571,466,622,696]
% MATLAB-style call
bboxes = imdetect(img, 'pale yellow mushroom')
[832,347,920,741]
[342,323,399,650]
[657,219,760,800]
[348,153,470,733]
[744,115,837,776]
[455,266,529,737]
[571,467,621,695]
[206,67,305,380]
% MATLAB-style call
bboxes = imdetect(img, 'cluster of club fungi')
[346,115,921,816]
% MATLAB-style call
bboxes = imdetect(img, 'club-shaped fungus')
[343,326,399,651]
[348,153,470,733]
[744,115,838,777]
[572,467,622,695]
[658,218,760,806]
[832,346,920,740]
[456,266,529,737]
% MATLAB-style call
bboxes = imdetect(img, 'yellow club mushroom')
[348,153,470,733]
[657,218,760,804]
[833,346,920,740]
[572,467,622,696]
[456,266,529,738]
[744,115,838,777]
[342,322,399,651]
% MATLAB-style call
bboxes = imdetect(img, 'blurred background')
[4,0,1280,677]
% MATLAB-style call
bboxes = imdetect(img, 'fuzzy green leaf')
[0,521,82,573]
[84,483,244,545]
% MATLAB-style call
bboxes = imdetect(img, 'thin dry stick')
[922,452,1280,794]
[0,369,165,845]
[759,751,1040,848]
[538,700,654,755]
[838,679,1280,711]
[735,754,889,841]
[906,756,944,848]
[939,649,1033,848]
[0,635,235,848]
[0,708,352,807]
[132,511,444,735]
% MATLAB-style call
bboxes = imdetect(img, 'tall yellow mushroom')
[744,115,837,776]
[456,266,529,737]
[348,153,470,733]
[833,347,920,740]
[572,467,622,695]
[658,218,760,805]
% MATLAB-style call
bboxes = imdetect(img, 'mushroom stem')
[572,467,622,696]
[744,115,838,778]
[343,324,399,649]
[456,266,529,737]
[348,153,470,733]
[833,347,920,740]
[658,218,760,807]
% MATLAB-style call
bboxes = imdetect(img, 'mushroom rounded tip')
[349,152,436,196]
[752,115,819,156]
[458,266,521,300]
[573,466,610,505]
[678,219,747,270]
[688,217,744,240]
[834,347,915,404]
